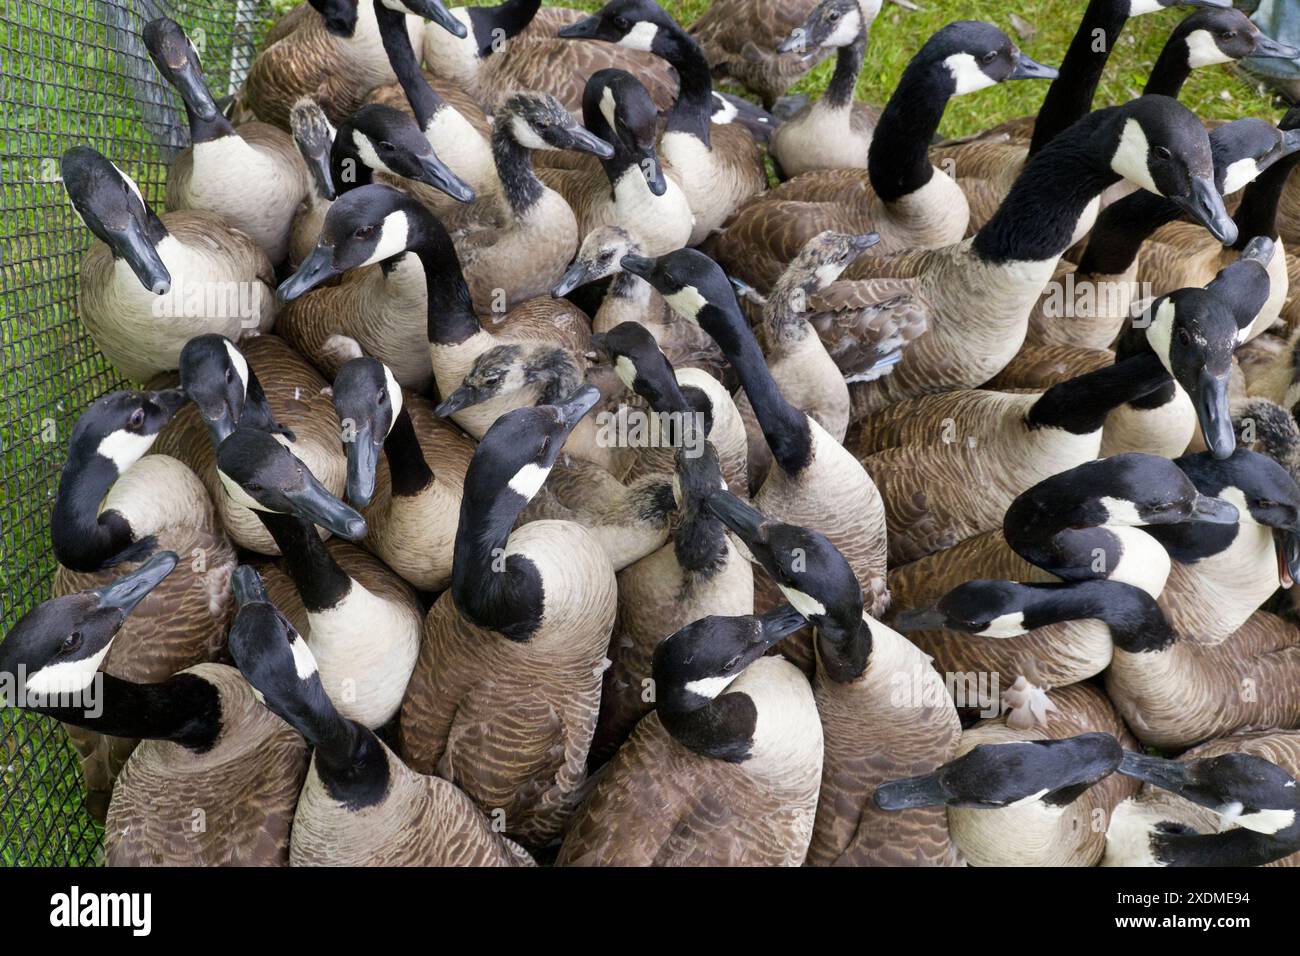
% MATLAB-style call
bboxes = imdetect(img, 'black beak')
[231,565,269,608]
[1253,34,1300,60]
[1173,176,1238,246]
[758,603,810,643]
[345,422,381,508]
[92,551,178,614]
[434,383,484,418]
[148,387,188,420]
[283,473,368,540]
[558,15,600,39]
[403,0,468,38]
[560,126,616,160]
[415,153,476,203]
[776,31,806,56]
[1118,751,1192,792]
[1282,129,1300,158]
[850,232,881,256]
[167,57,221,122]
[890,606,948,632]
[1195,367,1236,460]
[1180,0,1231,8]
[1009,52,1059,81]
[1188,492,1240,524]
[278,244,339,302]
[305,145,336,201]
[114,217,172,294]
[704,490,768,545]
[555,385,601,429]
[1281,531,1300,587]
[620,253,657,280]
[553,257,601,298]
[642,154,668,196]
[874,772,949,810]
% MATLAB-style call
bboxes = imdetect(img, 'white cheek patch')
[507,462,551,501]
[945,53,997,96]
[187,37,202,67]
[1099,495,1145,526]
[663,284,709,321]
[24,642,115,697]
[110,160,146,209]
[216,468,275,512]
[1217,486,1254,526]
[614,355,637,389]
[1112,119,1161,195]
[381,363,404,428]
[976,611,1028,638]
[684,673,733,700]
[671,471,683,508]
[96,428,157,474]
[1002,787,1051,810]
[1221,804,1297,835]
[1145,297,1177,374]
[288,632,319,680]
[777,584,826,620]
[351,131,395,176]
[359,210,412,267]
[710,93,738,124]
[619,21,659,52]
[1128,0,1165,16]
[509,116,553,151]
[1185,29,1232,68]
[599,86,618,134]
[1221,158,1260,195]
[822,9,863,47]
[223,339,249,397]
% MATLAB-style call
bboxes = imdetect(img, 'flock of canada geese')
[12,0,1300,867]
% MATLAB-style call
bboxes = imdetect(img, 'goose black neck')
[240,372,284,434]
[660,26,715,145]
[633,361,691,415]
[385,405,434,497]
[50,453,143,573]
[704,303,812,474]
[257,512,354,613]
[183,102,237,145]
[659,689,758,762]
[469,0,540,56]
[974,109,1120,264]
[451,480,544,640]
[32,671,222,752]
[492,125,546,217]
[1027,351,1172,433]
[868,45,953,201]
[1112,324,1179,411]
[673,503,730,574]
[825,38,866,110]
[1029,0,1131,156]
[1231,152,1300,247]
[330,131,376,192]
[1077,188,1182,274]
[1013,579,1177,653]
[375,0,445,129]
[1154,825,1299,867]
[1143,37,1193,98]
[407,208,481,347]
[817,618,873,683]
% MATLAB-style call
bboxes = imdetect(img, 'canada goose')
[1140,107,1300,343]
[707,492,961,865]
[61,147,275,383]
[238,0,462,130]
[287,100,339,269]
[767,0,886,178]
[225,566,533,866]
[399,389,617,848]
[554,226,725,374]
[887,454,1239,725]
[556,604,821,865]
[586,319,748,495]
[875,689,1138,867]
[559,0,768,245]
[215,427,422,729]
[623,248,890,624]
[827,96,1231,421]
[713,20,1058,275]
[154,335,346,555]
[1105,734,1300,866]
[285,100,475,274]
[49,388,238,815]
[0,555,311,865]
[144,17,309,266]
[280,184,594,439]
[538,70,694,256]
[588,444,754,766]
[1145,449,1300,644]
[931,0,1231,234]
[687,0,827,108]
[330,357,474,591]
[421,0,679,114]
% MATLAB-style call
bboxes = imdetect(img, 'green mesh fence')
[1,0,272,866]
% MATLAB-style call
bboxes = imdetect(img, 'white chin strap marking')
[944,53,997,96]
[619,21,659,52]
[613,355,637,390]
[663,284,709,322]
[25,642,116,697]
[599,86,619,135]
[510,115,553,152]
[683,673,733,701]
[96,428,157,474]
[1128,0,1166,16]
[823,9,863,48]
[778,584,827,620]
[1145,297,1177,375]
[352,130,396,177]
[1185,29,1233,69]
[217,468,276,512]
[1112,119,1162,196]
[1219,802,1297,835]
[359,210,412,268]
[223,339,250,398]
[288,632,319,679]
[381,363,404,432]
[976,610,1029,639]
[110,160,147,209]
[508,462,552,501]
[1098,495,1145,527]
[1221,157,1260,196]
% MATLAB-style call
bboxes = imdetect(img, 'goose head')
[875,733,1124,811]
[553,225,642,297]
[1170,7,1299,69]
[338,103,474,202]
[179,334,276,445]
[651,603,809,761]
[291,99,338,202]
[376,0,465,39]
[777,0,881,58]
[0,552,176,702]
[777,231,880,301]
[216,427,367,540]
[583,69,666,193]
[1114,750,1299,864]
[61,146,171,294]
[589,320,689,411]
[1034,453,1240,528]
[142,17,219,122]
[496,91,614,159]
[1211,117,1300,196]
[278,184,434,301]
[892,579,1046,638]
[433,343,584,419]
[621,247,746,341]
[893,20,1060,99]
[63,387,187,477]
[559,0,685,57]
[331,357,405,508]
[1105,96,1233,243]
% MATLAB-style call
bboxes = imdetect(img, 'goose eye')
[613,15,630,30]
[1221,30,1237,40]
[1178,328,1192,346]
[225,367,234,384]
[378,141,395,151]
[129,408,146,429]
[354,224,378,240]
[244,481,264,494]
[827,10,840,20]
[376,388,387,405]
[982,50,998,64]
[1153,146,1172,161]
[62,632,83,653]
[722,654,743,672]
